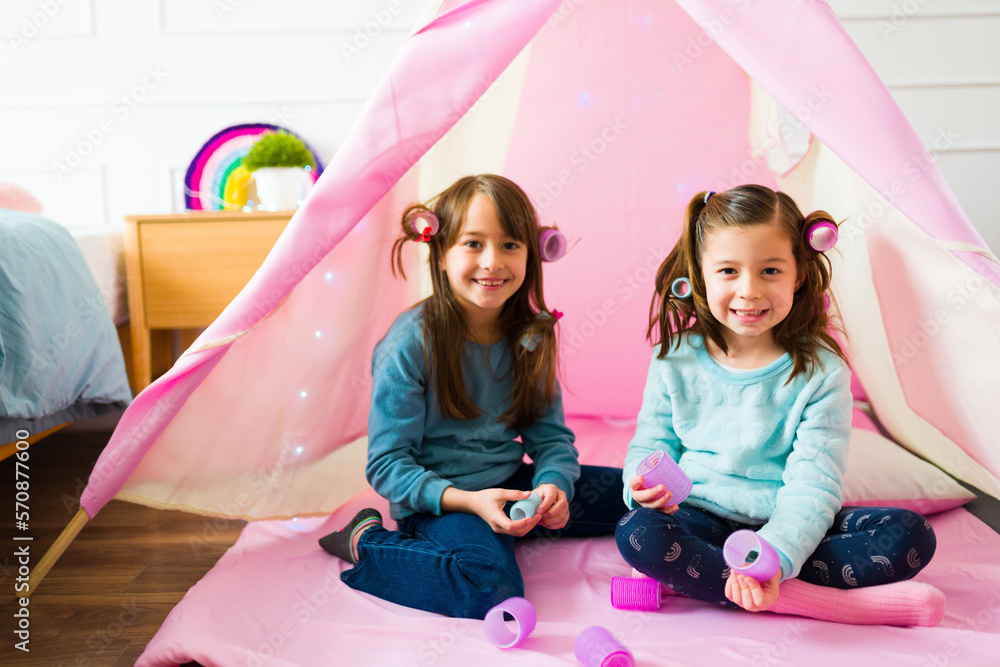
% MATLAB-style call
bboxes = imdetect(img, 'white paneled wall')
[0,0,424,228]
[0,0,997,253]
[829,0,1000,253]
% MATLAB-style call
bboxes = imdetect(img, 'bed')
[0,207,132,447]
[135,415,999,667]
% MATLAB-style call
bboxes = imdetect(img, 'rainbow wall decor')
[183,123,324,211]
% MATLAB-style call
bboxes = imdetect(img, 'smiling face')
[700,222,802,360]
[441,192,528,338]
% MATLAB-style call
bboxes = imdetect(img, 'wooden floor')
[1,426,244,666]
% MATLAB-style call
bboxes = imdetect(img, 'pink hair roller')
[635,450,692,505]
[723,530,780,581]
[610,576,661,611]
[806,220,838,252]
[509,492,542,521]
[539,227,567,262]
[484,596,536,649]
[574,626,635,667]
[412,211,440,236]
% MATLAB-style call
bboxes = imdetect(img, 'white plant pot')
[252,167,308,211]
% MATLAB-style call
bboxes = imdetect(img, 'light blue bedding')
[1,209,131,441]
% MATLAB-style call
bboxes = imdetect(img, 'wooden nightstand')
[123,210,293,391]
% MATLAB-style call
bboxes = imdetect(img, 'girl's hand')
[533,483,570,530]
[455,488,539,537]
[724,570,782,612]
[629,475,679,514]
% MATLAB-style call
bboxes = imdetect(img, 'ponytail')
[647,191,711,356]
[392,205,440,279]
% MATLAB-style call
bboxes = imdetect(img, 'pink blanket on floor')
[138,420,1000,667]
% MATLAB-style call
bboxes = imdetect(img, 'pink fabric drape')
[80,0,566,517]
[81,0,1000,521]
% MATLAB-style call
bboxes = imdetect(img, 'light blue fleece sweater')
[623,334,852,580]
[366,302,581,521]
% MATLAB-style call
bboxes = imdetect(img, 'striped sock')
[319,508,382,564]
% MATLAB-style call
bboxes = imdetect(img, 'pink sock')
[770,579,946,627]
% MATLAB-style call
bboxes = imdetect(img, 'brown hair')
[649,184,846,379]
[392,174,558,428]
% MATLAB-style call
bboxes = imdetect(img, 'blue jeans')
[341,464,625,618]
[616,505,937,608]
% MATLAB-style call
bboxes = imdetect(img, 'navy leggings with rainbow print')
[616,504,936,608]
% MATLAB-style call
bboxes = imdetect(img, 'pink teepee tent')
[28,1,1000,662]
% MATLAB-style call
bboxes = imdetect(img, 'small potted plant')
[243,131,316,211]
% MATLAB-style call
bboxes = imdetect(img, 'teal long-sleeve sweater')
[366,303,581,521]
[623,334,852,580]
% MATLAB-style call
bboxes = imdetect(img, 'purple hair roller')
[610,576,661,611]
[484,596,536,649]
[635,450,692,505]
[806,220,838,252]
[539,227,567,262]
[412,211,440,236]
[509,492,542,521]
[723,530,780,581]
[574,626,635,667]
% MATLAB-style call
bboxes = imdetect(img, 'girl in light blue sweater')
[616,185,943,626]
[319,174,623,618]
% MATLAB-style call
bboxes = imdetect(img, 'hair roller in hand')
[509,492,542,521]
[635,450,692,505]
[484,596,536,649]
[723,530,780,581]
[574,626,634,667]
[539,227,567,262]
[806,220,838,252]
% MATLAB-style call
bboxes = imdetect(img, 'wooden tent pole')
[22,507,90,598]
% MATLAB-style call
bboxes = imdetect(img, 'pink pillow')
[851,406,878,432]
[849,371,868,402]
[0,181,42,213]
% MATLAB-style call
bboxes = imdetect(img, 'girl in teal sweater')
[616,185,943,626]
